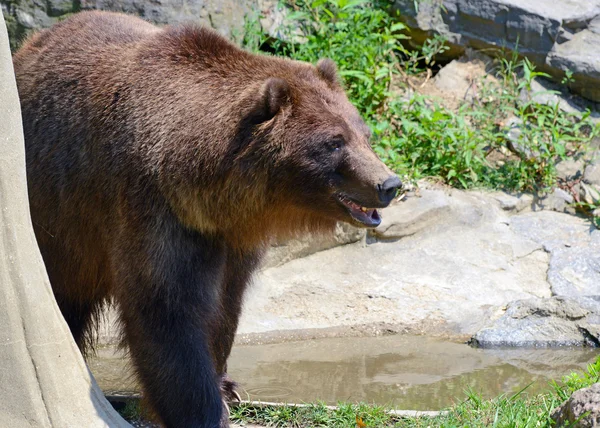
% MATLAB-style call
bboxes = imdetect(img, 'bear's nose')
[377,176,402,205]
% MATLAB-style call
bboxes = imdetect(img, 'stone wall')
[393,0,600,102]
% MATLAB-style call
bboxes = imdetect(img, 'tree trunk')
[0,13,130,428]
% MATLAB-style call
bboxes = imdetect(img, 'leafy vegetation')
[242,0,598,194]
[228,356,600,427]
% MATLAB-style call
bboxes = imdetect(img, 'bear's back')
[13,12,165,253]
[18,11,159,55]
[14,10,342,251]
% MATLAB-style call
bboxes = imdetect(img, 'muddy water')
[90,335,599,410]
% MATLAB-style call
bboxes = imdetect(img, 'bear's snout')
[377,176,402,206]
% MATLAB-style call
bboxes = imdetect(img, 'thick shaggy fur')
[14,11,397,428]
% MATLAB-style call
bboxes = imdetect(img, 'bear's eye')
[327,139,344,152]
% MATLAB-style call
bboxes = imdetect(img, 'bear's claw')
[221,374,242,402]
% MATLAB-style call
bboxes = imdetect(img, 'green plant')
[519,57,549,91]
[396,56,597,191]
[552,356,600,401]
[247,0,409,118]
[239,8,271,51]
[116,400,143,421]
[561,69,575,86]
[374,94,488,188]
[404,34,449,73]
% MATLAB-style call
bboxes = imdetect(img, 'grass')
[242,0,599,195]
[227,356,600,427]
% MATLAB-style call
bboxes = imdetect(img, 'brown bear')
[13,10,401,428]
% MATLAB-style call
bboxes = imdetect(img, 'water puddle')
[90,335,599,410]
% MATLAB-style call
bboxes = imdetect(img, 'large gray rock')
[584,156,600,187]
[235,184,600,342]
[537,188,576,214]
[0,13,129,427]
[265,222,365,269]
[547,28,600,104]
[392,0,600,102]
[370,188,451,240]
[555,159,584,182]
[238,187,556,338]
[552,383,600,427]
[470,296,600,347]
[509,212,600,298]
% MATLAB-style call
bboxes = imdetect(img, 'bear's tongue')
[338,195,381,227]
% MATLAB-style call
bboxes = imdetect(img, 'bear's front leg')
[211,247,264,403]
[114,215,229,428]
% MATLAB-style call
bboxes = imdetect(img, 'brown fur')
[14,11,398,427]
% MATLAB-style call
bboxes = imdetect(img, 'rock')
[259,0,287,39]
[470,296,600,347]
[548,29,600,104]
[547,243,600,298]
[505,116,524,144]
[538,188,575,214]
[0,14,130,427]
[238,186,556,338]
[556,158,584,181]
[519,77,599,120]
[505,117,539,160]
[15,9,35,29]
[509,211,600,297]
[491,192,533,213]
[231,193,600,342]
[433,57,488,101]
[590,15,600,34]
[47,0,74,17]
[584,160,600,187]
[581,183,600,205]
[80,0,252,36]
[371,188,451,240]
[392,0,600,102]
[551,383,600,427]
[264,222,365,269]
[390,0,461,60]
[257,0,306,43]
[509,210,590,252]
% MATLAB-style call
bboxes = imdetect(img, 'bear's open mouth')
[334,193,381,227]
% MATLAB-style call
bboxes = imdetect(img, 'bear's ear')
[256,77,291,121]
[316,58,339,85]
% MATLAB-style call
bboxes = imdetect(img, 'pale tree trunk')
[0,13,130,428]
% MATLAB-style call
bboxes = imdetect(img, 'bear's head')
[245,58,401,231]
[153,28,401,245]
